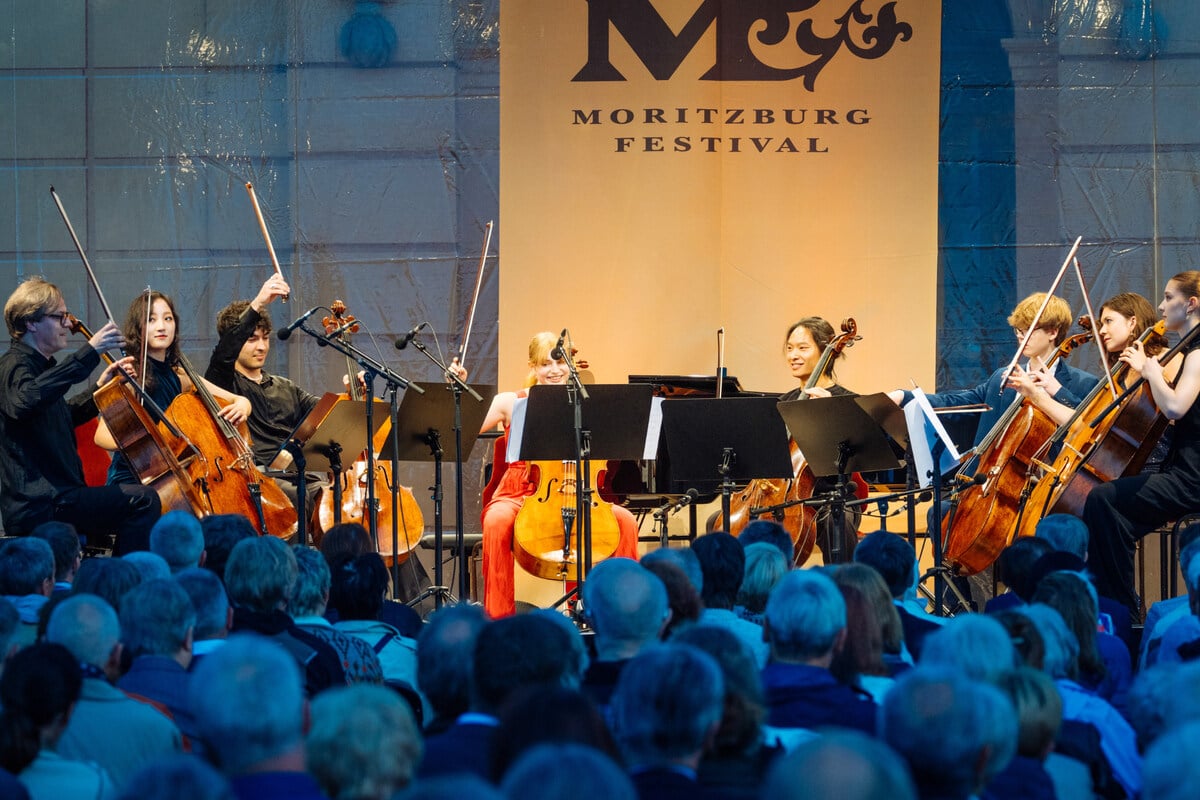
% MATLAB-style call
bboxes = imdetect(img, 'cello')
[311,301,425,562]
[164,353,298,538]
[1013,320,1173,538]
[941,329,1094,575]
[720,318,860,564]
[508,345,622,582]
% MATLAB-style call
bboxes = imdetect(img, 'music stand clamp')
[775,393,908,565]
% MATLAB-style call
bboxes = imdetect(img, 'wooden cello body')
[166,356,298,539]
[1012,321,1172,540]
[512,458,622,580]
[942,331,1094,575]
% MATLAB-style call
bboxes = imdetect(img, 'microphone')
[667,488,700,515]
[394,321,429,350]
[550,328,568,360]
[276,306,322,341]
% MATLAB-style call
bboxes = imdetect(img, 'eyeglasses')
[41,312,72,327]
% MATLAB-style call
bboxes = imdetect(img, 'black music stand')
[776,393,908,564]
[511,384,656,604]
[659,397,795,527]
[380,381,494,607]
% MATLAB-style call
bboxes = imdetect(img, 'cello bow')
[456,220,493,371]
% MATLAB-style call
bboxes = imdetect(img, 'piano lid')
[627,374,778,398]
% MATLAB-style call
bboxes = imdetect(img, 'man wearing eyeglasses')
[0,277,162,553]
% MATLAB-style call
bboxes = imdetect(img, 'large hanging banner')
[500,1,940,395]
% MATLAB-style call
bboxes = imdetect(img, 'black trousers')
[53,483,161,555]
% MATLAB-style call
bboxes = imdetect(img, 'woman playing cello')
[93,291,252,486]
[478,331,639,618]
[780,317,862,563]
[1084,272,1200,614]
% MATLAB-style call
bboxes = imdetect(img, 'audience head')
[123,550,172,582]
[472,613,582,715]
[224,535,297,613]
[72,556,142,613]
[673,624,766,756]
[995,667,1062,760]
[582,558,669,660]
[854,531,916,598]
[762,730,916,800]
[1035,514,1088,560]
[306,684,422,800]
[830,580,889,685]
[190,633,305,775]
[920,613,1017,684]
[289,545,331,618]
[46,593,121,675]
[1020,603,1079,680]
[29,521,82,583]
[1032,571,1103,681]
[832,563,904,656]
[691,532,744,609]
[0,642,82,773]
[737,542,788,614]
[609,643,724,769]
[639,557,702,637]
[417,603,489,728]
[116,754,234,800]
[1157,661,1200,741]
[489,685,621,782]
[993,609,1046,669]
[319,522,375,566]
[995,536,1055,601]
[881,667,1016,799]
[119,578,196,660]
[329,553,389,621]
[1127,663,1179,753]
[198,514,256,580]
[640,546,703,594]
[1142,720,1200,800]
[739,520,795,565]
[149,511,205,573]
[175,567,231,642]
[0,536,55,597]
[500,743,635,800]
[765,569,846,663]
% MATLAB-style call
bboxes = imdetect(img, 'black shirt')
[204,306,319,466]
[0,337,101,533]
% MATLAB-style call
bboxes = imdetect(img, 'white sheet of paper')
[904,388,963,488]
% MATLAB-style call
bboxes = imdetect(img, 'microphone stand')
[294,322,422,597]
[555,343,591,611]
[407,335,482,604]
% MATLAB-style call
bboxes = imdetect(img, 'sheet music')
[644,397,664,460]
[904,388,963,488]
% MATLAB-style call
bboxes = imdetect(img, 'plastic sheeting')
[1,0,500,532]
[938,0,1191,398]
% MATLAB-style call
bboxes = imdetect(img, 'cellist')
[887,293,1097,446]
[477,331,639,618]
[779,316,861,563]
[203,274,324,511]
[93,290,253,486]
[0,277,161,552]
[1084,272,1200,614]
